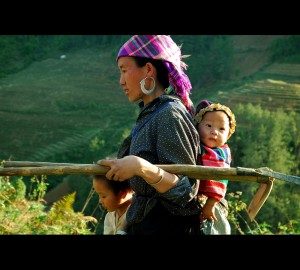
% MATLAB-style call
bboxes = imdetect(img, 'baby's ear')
[118,190,127,198]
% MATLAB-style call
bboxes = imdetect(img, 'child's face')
[93,179,122,212]
[198,110,230,148]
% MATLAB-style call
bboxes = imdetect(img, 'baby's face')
[198,111,230,148]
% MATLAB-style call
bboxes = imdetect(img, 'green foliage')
[0,175,96,234]
[230,103,297,174]
[89,136,105,152]
[227,191,249,234]
[28,175,49,201]
[227,191,300,235]
[60,175,105,234]
[47,192,97,234]
[277,220,300,234]
[10,177,26,200]
[173,35,234,86]
[228,103,299,230]
[258,182,300,230]
[228,191,272,235]
[270,35,300,62]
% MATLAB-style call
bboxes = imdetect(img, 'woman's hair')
[133,56,195,113]
[134,57,169,89]
[93,175,131,195]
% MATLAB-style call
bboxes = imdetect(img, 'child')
[194,100,236,234]
[93,175,133,235]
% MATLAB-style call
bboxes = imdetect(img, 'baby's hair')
[194,100,236,139]
[93,175,131,195]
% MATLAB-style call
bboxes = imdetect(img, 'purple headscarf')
[117,35,192,111]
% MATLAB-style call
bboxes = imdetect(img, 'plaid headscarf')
[117,35,192,111]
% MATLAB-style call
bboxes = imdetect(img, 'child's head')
[194,100,236,148]
[93,175,132,212]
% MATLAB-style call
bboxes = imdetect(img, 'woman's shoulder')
[158,95,189,115]
[156,100,196,133]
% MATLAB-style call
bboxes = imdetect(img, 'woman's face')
[198,110,230,148]
[117,57,146,103]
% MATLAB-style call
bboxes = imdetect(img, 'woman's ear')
[145,62,155,77]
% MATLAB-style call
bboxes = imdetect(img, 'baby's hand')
[201,199,218,221]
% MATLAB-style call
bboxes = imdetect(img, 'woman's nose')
[119,75,125,86]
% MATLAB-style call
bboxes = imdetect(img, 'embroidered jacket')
[197,143,231,201]
[118,95,200,226]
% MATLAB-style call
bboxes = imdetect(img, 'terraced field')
[263,63,300,81]
[212,63,300,113]
[216,79,300,112]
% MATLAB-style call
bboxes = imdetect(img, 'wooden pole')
[2,161,280,220]
[3,160,300,184]
[1,161,271,183]
[3,161,87,167]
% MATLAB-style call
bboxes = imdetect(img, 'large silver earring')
[140,77,156,95]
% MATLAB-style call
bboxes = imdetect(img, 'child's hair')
[93,175,131,195]
[194,99,236,139]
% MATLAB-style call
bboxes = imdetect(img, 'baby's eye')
[206,124,211,128]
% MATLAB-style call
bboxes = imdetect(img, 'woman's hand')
[98,155,179,193]
[97,155,143,181]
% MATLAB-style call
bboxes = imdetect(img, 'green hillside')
[0,47,136,162]
[2,35,298,162]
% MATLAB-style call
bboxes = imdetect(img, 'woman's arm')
[98,155,179,193]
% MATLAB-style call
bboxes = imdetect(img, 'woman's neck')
[142,87,165,105]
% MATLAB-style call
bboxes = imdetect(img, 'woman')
[98,35,201,235]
